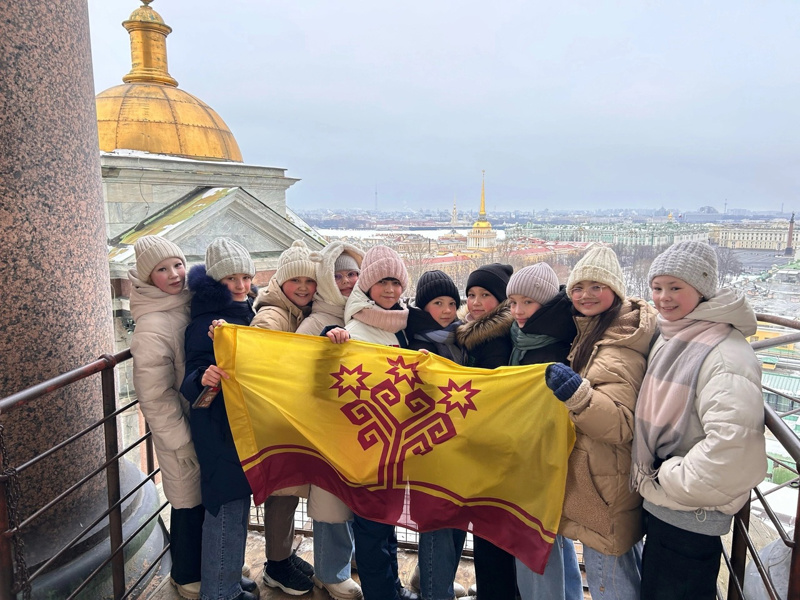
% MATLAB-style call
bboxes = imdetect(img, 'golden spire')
[122,0,178,87]
[479,170,487,218]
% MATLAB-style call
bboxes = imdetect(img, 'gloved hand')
[175,441,200,471]
[545,363,583,402]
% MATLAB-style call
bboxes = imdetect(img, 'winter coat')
[638,289,766,531]
[296,241,364,336]
[513,288,576,367]
[251,275,309,332]
[456,302,513,369]
[559,297,658,556]
[406,307,467,364]
[128,269,200,509]
[180,265,255,516]
[344,286,409,347]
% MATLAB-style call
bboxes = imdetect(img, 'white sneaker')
[314,576,363,600]
[453,582,467,597]
[409,564,420,593]
[170,578,201,600]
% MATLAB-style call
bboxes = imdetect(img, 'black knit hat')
[466,263,514,303]
[415,270,460,309]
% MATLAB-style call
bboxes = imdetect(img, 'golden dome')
[96,0,242,162]
[471,219,492,229]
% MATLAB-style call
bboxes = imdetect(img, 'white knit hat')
[134,236,186,283]
[276,240,317,286]
[205,237,255,281]
[567,246,626,300]
[506,263,560,305]
[648,240,718,300]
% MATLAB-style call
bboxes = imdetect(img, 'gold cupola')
[471,170,492,229]
[95,0,243,162]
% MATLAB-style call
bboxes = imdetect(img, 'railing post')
[727,503,749,600]
[789,489,800,600]
[0,448,14,600]
[101,357,125,600]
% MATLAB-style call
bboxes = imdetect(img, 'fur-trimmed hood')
[456,301,513,351]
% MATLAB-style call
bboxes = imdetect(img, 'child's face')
[282,276,317,307]
[222,273,252,302]
[466,286,499,318]
[508,294,542,327]
[424,296,458,328]
[570,280,616,317]
[335,270,359,297]
[150,257,185,295]
[368,278,403,310]
[650,275,702,321]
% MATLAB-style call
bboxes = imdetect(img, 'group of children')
[128,234,767,600]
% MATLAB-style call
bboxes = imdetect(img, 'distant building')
[466,171,497,250]
[711,222,799,252]
[506,221,708,246]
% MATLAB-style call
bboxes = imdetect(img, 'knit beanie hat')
[506,263,560,305]
[334,253,360,273]
[648,240,718,300]
[415,270,460,309]
[205,237,255,281]
[567,246,626,300]
[466,263,513,303]
[134,235,186,283]
[276,240,317,286]
[358,245,409,292]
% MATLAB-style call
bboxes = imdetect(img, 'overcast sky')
[87,1,800,214]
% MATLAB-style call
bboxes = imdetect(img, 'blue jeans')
[314,519,355,584]
[516,535,583,600]
[583,542,642,600]
[418,528,467,600]
[200,497,249,600]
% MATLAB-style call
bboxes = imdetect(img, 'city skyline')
[87,1,800,214]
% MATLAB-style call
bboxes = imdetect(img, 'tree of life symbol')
[331,355,480,489]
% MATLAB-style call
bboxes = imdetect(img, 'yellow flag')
[216,324,575,573]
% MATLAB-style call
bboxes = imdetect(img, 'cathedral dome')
[95,1,242,162]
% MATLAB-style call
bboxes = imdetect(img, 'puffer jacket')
[455,301,514,369]
[638,289,766,531]
[344,286,409,347]
[251,275,309,332]
[129,269,200,509]
[559,297,658,555]
[296,241,364,336]
[180,265,255,516]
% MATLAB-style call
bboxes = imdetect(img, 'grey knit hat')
[134,235,186,283]
[506,263,560,305]
[567,246,626,300]
[334,253,360,273]
[205,237,255,281]
[648,240,718,300]
[276,240,317,286]
[415,270,460,309]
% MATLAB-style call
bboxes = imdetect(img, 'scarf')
[351,302,409,333]
[414,321,468,364]
[509,322,561,366]
[630,316,732,490]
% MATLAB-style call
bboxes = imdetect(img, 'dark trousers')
[473,535,517,599]
[353,514,402,600]
[169,504,205,584]
[641,510,723,600]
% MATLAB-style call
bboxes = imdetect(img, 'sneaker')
[453,582,467,597]
[468,584,477,596]
[288,552,315,578]
[242,563,251,577]
[314,576,363,600]
[241,576,259,596]
[170,578,200,600]
[234,592,258,600]
[263,559,314,596]
[408,564,420,593]
[398,587,420,600]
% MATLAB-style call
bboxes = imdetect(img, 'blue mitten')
[545,363,583,402]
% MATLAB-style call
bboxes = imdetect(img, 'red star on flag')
[386,355,423,389]
[437,379,480,418]
[330,364,372,398]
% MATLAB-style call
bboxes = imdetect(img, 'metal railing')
[0,314,797,598]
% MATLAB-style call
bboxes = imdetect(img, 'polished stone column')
[0,0,112,568]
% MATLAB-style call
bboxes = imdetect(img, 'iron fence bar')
[789,484,800,600]
[755,314,800,329]
[10,432,153,534]
[26,465,161,583]
[761,384,800,409]
[0,397,139,480]
[0,446,12,600]
[751,487,793,547]
[726,518,781,600]
[727,503,750,600]
[120,543,171,600]
[101,357,125,600]
[144,422,155,477]
[63,499,169,600]
[0,350,131,415]
[764,403,800,462]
